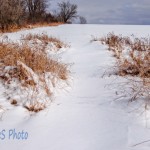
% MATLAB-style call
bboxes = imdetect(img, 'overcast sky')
[50,0,150,24]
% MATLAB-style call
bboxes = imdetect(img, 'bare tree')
[57,1,78,23]
[0,0,25,31]
[25,0,48,22]
[79,16,87,24]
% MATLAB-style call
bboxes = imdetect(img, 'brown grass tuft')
[11,99,17,105]
[24,102,46,112]
[0,42,68,81]
[22,33,68,49]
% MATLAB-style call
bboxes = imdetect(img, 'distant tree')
[57,1,78,23]
[79,16,87,24]
[25,0,48,22]
[44,13,58,23]
[0,0,25,31]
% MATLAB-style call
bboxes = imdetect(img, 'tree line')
[0,0,87,31]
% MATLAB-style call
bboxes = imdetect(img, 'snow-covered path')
[1,25,150,150]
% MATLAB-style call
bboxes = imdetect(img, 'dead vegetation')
[0,22,63,33]
[0,42,68,80]
[22,33,68,49]
[24,102,46,113]
[92,32,150,103]
[0,34,69,112]
[11,99,18,105]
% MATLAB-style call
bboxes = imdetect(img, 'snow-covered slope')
[1,25,150,150]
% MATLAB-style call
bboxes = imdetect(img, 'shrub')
[0,0,25,31]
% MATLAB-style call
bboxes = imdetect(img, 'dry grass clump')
[93,33,150,103]
[22,33,67,49]
[24,102,46,113]
[129,37,150,52]
[0,42,68,81]
[118,50,150,77]
[99,32,132,59]
[0,35,69,112]
[99,33,150,53]
[10,99,18,105]
[92,33,129,59]
[97,33,150,77]
[100,32,124,50]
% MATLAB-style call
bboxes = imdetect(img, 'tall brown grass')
[92,33,150,103]
[0,22,63,33]
[22,33,68,49]
[0,34,69,112]
[0,42,68,80]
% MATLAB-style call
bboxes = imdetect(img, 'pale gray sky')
[50,0,150,24]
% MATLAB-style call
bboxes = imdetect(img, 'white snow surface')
[1,24,150,150]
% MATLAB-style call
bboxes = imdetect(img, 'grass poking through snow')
[0,34,70,113]
[92,33,150,105]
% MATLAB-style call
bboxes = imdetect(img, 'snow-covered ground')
[1,25,150,150]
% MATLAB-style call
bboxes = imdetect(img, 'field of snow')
[0,24,150,150]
